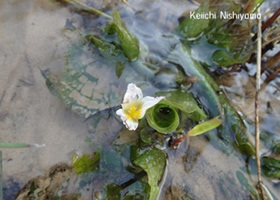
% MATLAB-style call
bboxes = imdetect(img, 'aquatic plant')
[38,0,280,199]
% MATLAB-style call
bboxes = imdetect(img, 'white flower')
[116,83,165,131]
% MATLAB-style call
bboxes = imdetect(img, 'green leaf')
[237,142,256,157]
[115,61,125,78]
[85,34,121,56]
[179,0,254,67]
[140,128,155,145]
[133,149,166,200]
[172,116,222,147]
[212,50,240,67]
[73,152,100,174]
[106,184,121,200]
[168,43,255,156]
[188,116,222,137]
[262,156,280,178]
[236,171,261,199]
[262,156,280,169]
[272,142,280,154]
[41,37,142,119]
[178,0,209,38]
[262,167,280,178]
[146,102,179,134]
[156,89,207,121]
[106,10,140,61]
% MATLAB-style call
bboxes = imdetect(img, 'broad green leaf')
[106,10,140,61]
[156,89,207,121]
[178,0,209,38]
[133,149,166,200]
[146,102,179,134]
[73,152,100,174]
[188,116,222,137]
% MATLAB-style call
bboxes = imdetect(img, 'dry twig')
[255,8,266,200]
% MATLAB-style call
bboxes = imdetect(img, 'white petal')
[125,119,138,131]
[123,83,143,103]
[140,96,165,118]
[116,108,138,131]
[116,109,127,121]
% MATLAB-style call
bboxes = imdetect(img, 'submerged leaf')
[168,42,255,156]
[73,152,100,174]
[106,184,121,200]
[179,0,255,66]
[236,171,261,199]
[133,149,166,200]
[262,156,280,178]
[178,0,209,38]
[106,10,140,61]
[85,34,121,56]
[146,102,179,134]
[115,62,126,78]
[211,50,240,67]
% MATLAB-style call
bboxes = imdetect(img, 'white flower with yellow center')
[116,83,165,131]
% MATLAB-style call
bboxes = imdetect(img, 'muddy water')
[0,0,279,199]
[0,0,91,194]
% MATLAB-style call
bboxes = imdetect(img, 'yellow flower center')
[124,102,142,121]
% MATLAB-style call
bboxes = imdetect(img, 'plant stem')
[62,0,112,19]
[0,142,45,148]
[255,8,265,200]
[171,134,189,147]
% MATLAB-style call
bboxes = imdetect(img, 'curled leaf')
[146,102,179,134]
[156,89,207,121]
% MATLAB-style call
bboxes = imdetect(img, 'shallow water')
[0,0,280,199]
